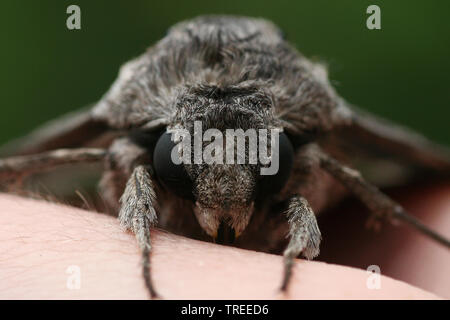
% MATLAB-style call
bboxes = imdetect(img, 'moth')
[1,15,449,298]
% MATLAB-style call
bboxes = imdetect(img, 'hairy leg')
[281,195,321,291]
[119,165,158,298]
[275,144,327,291]
[102,137,160,298]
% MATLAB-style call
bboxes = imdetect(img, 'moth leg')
[281,195,321,291]
[0,148,106,187]
[119,165,159,298]
[104,138,160,298]
[314,146,450,248]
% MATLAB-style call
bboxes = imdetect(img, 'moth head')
[153,128,294,243]
[152,84,294,242]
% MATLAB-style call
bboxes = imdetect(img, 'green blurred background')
[0,0,448,146]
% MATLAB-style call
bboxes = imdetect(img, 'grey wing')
[319,100,450,187]
[90,49,175,132]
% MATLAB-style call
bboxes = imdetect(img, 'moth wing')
[319,101,450,187]
[89,51,172,132]
[0,107,113,156]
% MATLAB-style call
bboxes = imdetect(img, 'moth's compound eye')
[153,132,194,200]
[258,132,294,198]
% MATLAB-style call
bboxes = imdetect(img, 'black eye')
[153,132,194,200]
[257,132,294,198]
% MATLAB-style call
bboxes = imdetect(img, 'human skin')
[0,184,449,299]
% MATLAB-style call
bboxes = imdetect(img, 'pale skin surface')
[0,183,449,300]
